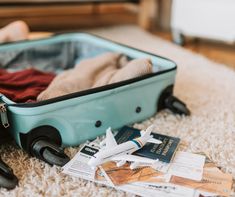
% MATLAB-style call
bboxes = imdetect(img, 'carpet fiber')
[0,25,234,196]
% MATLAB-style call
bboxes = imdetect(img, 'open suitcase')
[0,33,190,188]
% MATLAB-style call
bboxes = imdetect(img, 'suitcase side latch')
[0,103,9,128]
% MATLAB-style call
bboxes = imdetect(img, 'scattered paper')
[170,160,233,196]
[168,151,205,181]
[62,144,99,180]
[143,153,232,197]
[100,161,161,186]
[62,142,232,197]
[62,144,197,197]
[133,182,196,197]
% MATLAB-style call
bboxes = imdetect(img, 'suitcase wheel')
[158,85,190,116]
[0,158,18,189]
[164,95,190,116]
[31,139,70,167]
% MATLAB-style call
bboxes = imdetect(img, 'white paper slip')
[62,144,99,180]
[62,143,206,197]
[152,160,171,173]
[95,168,171,197]
[62,145,184,197]
[194,190,218,197]
[132,182,196,197]
[168,151,206,181]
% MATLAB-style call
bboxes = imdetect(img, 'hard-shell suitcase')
[0,33,189,187]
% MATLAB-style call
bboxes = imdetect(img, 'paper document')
[133,182,196,197]
[62,141,232,197]
[62,145,99,180]
[62,144,197,197]
[170,159,233,196]
[168,151,205,181]
[100,161,161,186]
[144,152,232,197]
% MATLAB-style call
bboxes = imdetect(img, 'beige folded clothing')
[37,52,153,101]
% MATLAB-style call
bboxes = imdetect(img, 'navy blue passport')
[115,126,180,163]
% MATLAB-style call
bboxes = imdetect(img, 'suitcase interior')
[0,33,176,104]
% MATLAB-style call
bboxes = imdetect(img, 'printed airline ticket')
[170,160,233,196]
[62,144,99,180]
[100,161,161,186]
[168,151,206,181]
[97,168,198,197]
[62,144,199,197]
[141,152,232,196]
[148,151,206,181]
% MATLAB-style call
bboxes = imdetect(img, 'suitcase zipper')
[0,103,9,128]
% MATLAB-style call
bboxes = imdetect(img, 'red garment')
[0,68,55,103]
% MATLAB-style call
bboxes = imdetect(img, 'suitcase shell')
[0,33,178,151]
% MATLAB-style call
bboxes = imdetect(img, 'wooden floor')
[154,31,235,69]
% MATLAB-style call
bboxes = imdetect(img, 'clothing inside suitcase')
[0,39,166,72]
[0,34,175,104]
[0,41,111,72]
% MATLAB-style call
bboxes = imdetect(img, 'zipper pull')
[0,103,9,128]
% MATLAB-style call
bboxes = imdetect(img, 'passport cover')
[115,126,180,163]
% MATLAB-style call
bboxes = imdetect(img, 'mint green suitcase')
[0,33,189,173]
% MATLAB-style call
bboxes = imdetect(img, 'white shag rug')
[0,25,234,197]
